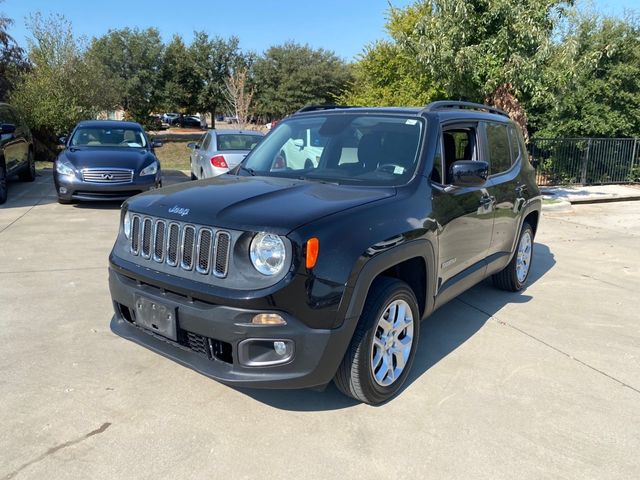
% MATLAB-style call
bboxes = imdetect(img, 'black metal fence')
[529,138,640,186]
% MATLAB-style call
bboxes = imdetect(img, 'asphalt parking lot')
[1,169,639,479]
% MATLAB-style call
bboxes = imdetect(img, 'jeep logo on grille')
[168,206,190,217]
[102,173,114,180]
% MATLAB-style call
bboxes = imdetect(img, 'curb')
[542,200,573,213]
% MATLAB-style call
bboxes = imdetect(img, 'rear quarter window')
[486,123,512,174]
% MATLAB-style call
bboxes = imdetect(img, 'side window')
[442,127,477,183]
[486,123,511,174]
[201,133,212,151]
[508,126,521,163]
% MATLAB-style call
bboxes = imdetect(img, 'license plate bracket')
[134,296,178,341]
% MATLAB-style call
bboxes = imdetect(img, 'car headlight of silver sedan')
[250,232,286,276]
[140,161,158,176]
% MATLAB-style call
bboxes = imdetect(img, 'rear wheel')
[0,161,7,204]
[492,222,534,291]
[334,277,420,405]
[18,150,36,182]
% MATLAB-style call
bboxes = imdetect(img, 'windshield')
[242,114,423,186]
[70,126,148,148]
[217,134,263,151]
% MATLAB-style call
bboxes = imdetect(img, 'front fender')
[336,239,437,327]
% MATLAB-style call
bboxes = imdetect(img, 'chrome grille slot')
[131,216,140,254]
[196,228,213,274]
[153,220,166,262]
[181,225,196,270]
[166,223,180,266]
[81,168,133,183]
[127,215,232,278]
[214,231,231,278]
[141,218,152,259]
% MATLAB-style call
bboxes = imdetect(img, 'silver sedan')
[188,130,264,179]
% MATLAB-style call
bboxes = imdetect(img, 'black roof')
[75,120,143,128]
[291,102,511,123]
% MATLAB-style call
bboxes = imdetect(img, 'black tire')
[492,222,534,292]
[0,161,7,205]
[18,150,36,182]
[334,277,420,405]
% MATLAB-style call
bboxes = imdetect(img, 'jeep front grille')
[129,215,231,278]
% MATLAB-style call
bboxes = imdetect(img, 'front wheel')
[334,277,420,405]
[492,222,534,291]
[19,150,36,182]
[0,162,7,204]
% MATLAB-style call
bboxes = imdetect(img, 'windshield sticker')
[406,119,418,125]
[394,166,405,174]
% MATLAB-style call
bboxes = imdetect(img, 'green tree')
[393,0,573,136]
[531,13,640,138]
[10,13,118,156]
[0,0,28,101]
[189,32,241,128]
[160,34,199,113]
[252,42,351,119]
[87,27,164,122]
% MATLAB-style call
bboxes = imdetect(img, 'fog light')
[273,341,287,356]
[252,313,286,326]
[238,339,294,366]
[59,187,67,194]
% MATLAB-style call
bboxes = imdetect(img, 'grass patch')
[156,141,192,171]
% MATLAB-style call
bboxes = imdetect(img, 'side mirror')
[152,140,163,148]
[187,142,199,150]
[1,123,16,135]
[58,135,68,145]
[450,160,489,187]
[293,138,304,149]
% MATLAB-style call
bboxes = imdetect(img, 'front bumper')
[109,267,352,389]
[54,172,160,201]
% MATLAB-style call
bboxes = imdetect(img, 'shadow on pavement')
[239,243,556,411]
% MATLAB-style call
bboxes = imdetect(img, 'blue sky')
[3,0,639,61]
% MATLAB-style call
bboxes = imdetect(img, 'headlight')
[123,211,131,239]
[250,232,286,276]
[55,159,75,176]
[140,161,158,176]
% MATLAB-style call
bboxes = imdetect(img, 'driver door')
[431,123,495,306]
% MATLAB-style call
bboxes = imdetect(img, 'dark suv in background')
[109,101,541,404]
[0,102,35,204]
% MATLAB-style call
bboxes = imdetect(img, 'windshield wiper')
[239,166,256,176]
[297,176,340,185]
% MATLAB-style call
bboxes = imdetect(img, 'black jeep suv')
[108,101,541,404]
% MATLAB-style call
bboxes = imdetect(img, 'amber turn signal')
[306,237,319,269]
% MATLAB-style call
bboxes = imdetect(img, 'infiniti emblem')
[102,173,114,180]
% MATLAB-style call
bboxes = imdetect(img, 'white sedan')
[188,130,264,179]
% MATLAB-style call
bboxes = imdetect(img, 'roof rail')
[422,101,509,118]
[295,104,355,114]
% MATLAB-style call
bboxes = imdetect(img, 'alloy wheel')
[370,299,414,387]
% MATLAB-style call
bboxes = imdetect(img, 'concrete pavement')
[1,170,639,479]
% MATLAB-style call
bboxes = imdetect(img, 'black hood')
[59,147,156,172]
[126,175,396,234]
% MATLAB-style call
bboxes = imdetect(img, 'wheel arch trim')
[339,239,437,326]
